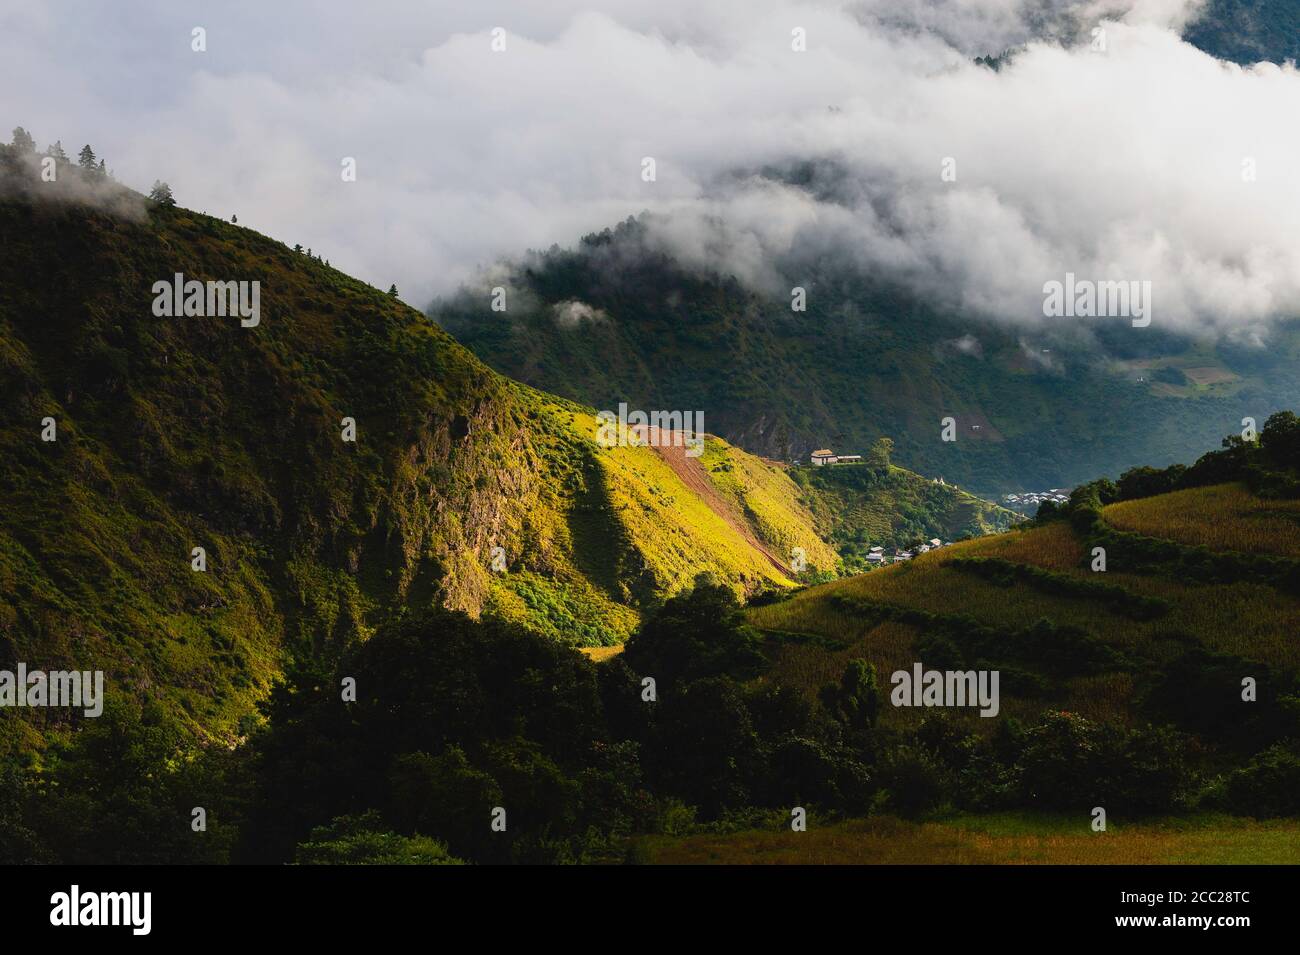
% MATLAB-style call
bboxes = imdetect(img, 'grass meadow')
[643,813,1300,865]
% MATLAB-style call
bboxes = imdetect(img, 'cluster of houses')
[1002,488,1070,510]
[809,449,862,466]
[864,538,946,566]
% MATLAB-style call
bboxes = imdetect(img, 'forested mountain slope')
[0,145,1004,749]
[433,217,1300,495]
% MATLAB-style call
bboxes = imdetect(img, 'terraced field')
[749,482,1300,727]
[1104,482,1300,557]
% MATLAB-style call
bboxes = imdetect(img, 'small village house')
[810,448,865,466]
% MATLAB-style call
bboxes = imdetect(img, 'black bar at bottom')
[8,863,1284,941]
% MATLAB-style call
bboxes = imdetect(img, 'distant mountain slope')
[1184,0,1300,64]
[0,144,1007,750]
[432,217,1300,496]
[700,434,1016,574]
[790,451,1016,571]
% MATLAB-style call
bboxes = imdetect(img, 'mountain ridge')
[0,142,1007,749]
[432,214,1300,495]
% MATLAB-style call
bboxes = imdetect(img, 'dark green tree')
[148,180,175,205]
[295,812,463,864]
[645,677,763,816]
[866,436,893,471]
[1224,745,1300,818]
[1262,411,1300,470]
[1116,464,1186,501]
[819,658,880,735]
[622,578,766,690]
[388,748,502,859]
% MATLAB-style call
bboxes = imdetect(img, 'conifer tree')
[148,180,176,206]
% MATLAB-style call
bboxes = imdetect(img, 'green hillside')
[7,141,1295,867]
[622,419,1300,862]
[0,143,1010,754]
[749,415,1300,759]
[0,152,770,748]
[219,425,1300,866]
[750,501,1300,730]
[788,441,1015,572]
[432,216,1300,496]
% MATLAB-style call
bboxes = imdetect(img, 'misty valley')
[2,0,1298,937]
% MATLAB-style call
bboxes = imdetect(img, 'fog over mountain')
[4,0,1296,339]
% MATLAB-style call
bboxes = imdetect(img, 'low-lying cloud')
[3,0,1296,339]
[551,300,609,328]
[0,147,146,221]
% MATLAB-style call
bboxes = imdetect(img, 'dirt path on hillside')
[631,425,792,577]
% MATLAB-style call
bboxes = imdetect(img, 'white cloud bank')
[1,0,1296,338]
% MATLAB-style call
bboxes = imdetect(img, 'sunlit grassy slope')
[1105,482,1300,558]
[698,439,840,573]
[748,483,1300,730]
[2,154,994,749]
